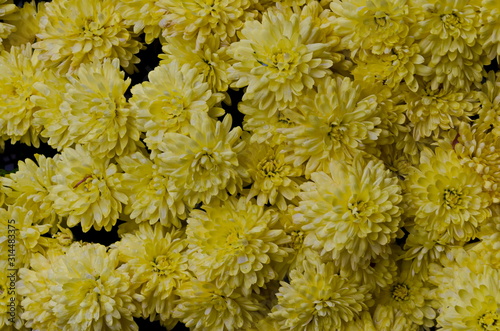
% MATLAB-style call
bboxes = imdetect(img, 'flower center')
[152,255,177,275]
[441,12,462,30]
[478,311,500,330]
[347,197,374,219]
[328,123,346,141]
[225,227,247,252]
[258,157,284,179]
[443,187,462,209]
[73,175,94,191]
[313,300,334,317]
[193,148,218,171]
[374,12,389,27]
[391,283,410,301]
[290,230,304,250]
[82,18,105,38]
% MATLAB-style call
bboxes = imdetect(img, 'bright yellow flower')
[173,279,265,331]
[415,0,486,90]
[160,0,256,48]
[405,146,491,242]
[0,43,44,147]
[228,3,339,115]
[2,154,60,229]
[270,258,372,330]
[113,223,189,327]
[19,243,142,331]
[295,155,402,270]
[48,145,128,232]
[330,0,414,55]
[239,140,303,210]
[33,0,143,74]
[156,113,247,207]
[278,76,381,175]
[129,61,224,156]
[118,0,168,44]
[186,196,292,296]
[117,151,186,227]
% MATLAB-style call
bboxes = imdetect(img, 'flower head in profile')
[1,0,45,49]
[228,3,338,114]
[19,242,142,331]
[113,223,189,327]
[186,196,291,296]
[405,146,491,242]
[0,43,44,147]
[173,279,265,331]
[0,0,17,48]
[117,151,186,228]
[48,145,128,232]
[479,0,500,62]
[270,257,372,330]
[33,0,143,73]
[130,61,224,156]
[239,140,303,210]
[294,155,403,270]
[157,113,247,207]
[278,76,381,175]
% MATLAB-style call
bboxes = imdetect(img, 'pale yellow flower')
[118,0,168,44]
[156,113,247,207]
[0,0,17,48]
[479,0,500,62]
[186,196,292,296]
[2,1,45,48]
[34,0,143,73]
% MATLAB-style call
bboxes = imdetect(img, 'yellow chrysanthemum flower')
[228,3,338,115]
[19,242,142,331]
[130,61,224,156]
[33,0,143,73]
[0,259,29,330]
[160,0,256,48]
[156,113,247,207]
[239,140,303,210]
[479,0,500,62]
[0,206,51,268]
[2,154,60,229]
[0,0,17,49]
[405,146,491,242]
[117,151,186,227]
[186,196,292,296]
[48,145,128,232]
[2,1,44,48]
[372,304,421,331]
[278,76,381,175]
[415,0,486,90]
[113,223,189,327]
[118,0,168,44]
[294,155,402,270]
[330,0,414,55]
[0,43,44,147]
[173,279,265,331]
[270,258,372,330]
[160,35,231,94]
[404,81,481,140]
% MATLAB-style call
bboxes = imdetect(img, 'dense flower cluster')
[1,0,500,330]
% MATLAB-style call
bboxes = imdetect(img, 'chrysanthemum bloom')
[352,39,430,92]
[130,61,224,156]
[173,279,265,331]
[19,242,143,331]
[160,0,256,48]
[2,154,60,228]
[374,262,436,328]
[415,0,486,90]
[113,223,189,327]
[156,113,247,207]
[0,0,17,49]
[454,123,500,203]
[227,3,339,115]
[33,0,143,73]
[428,252,500,331]
[239,140,303,210]
[404,81,481,140]
[160,35,231,94]
[0,260,29,330]
[405,146,491,242]
[2,0,45,48]
[186,196,291,296]
[372,304,421,331]
[278,76,381,175]
[117,0,168,44]
[479,0,500,62]
[0,206,51,268]
[117,151,186,227]
[43,59,140,158]
[48,145,128,232]
[330,0,414,55]
[294,155,402,270]
[0,43,45,147]
[270,259,372,330]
